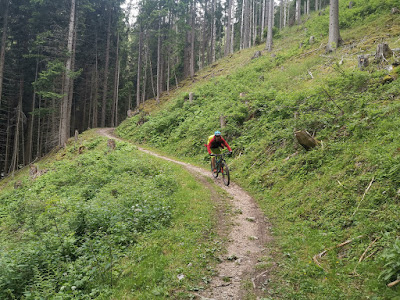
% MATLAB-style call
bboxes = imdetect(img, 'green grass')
[0,131,229,299]
[116,1,400,298]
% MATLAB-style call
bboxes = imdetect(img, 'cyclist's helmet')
[214,131,221,136]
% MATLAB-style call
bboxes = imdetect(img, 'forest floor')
[98,128,275,299]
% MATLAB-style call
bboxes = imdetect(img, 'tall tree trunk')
[296,0,301,24]
[211,0,217,62]
[190,0,196,79]
[66,14,77,138]
[111,31,120,126]
[265,0,274,51]
[101,6,112,127]
[4,106,11,174]
[283,0,287,27]
[307,0,310,14]
[201,0,209,67]
[60,0,76,147]
[261,0,266,38]
[0,0,9,110]
[92,48,99,128]
[230,0,235,53]
[280,0,283,29]
[315,0,318,11]
[225,0,232,55]
[136,28,142,108]
[327,0,341,52]
[11,79,24,175]
[27,56,39,163]
[36,95,42,158]
[240,0,245,49]
[156,14,162,104]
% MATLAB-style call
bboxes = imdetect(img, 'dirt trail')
[98,128,274,299]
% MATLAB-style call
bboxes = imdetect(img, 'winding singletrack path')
[98,128,274,299]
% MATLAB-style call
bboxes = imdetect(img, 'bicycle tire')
[211,160,218,178]
[222,162,230,186]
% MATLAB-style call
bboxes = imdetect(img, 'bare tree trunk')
[36,95,42,158]
[265,0,274,51]
[240,0,245,49]
[66,14,77,138]
[156,15,162,104]
[280,0,283,29]
[225,0,232,55]
[261,0,266,38]
[101,6,111,127]
[190,0,196,79]
[4,106,11,174]
[296,0,301,24]
[0,0,9,110]
[111,31,120,126]
[211,0,217,62]
[60,0,76,147]
[114,60,120,125]
[92,48,99,128]
[230,0,235,53]
[283,0,287,27]
[315,0,318,11]
[307,0,310,14]
[11,79,24,174]
[146,38,156,99]
[327,0,341,52]
[136,28,142,108]
[27,56,39,163]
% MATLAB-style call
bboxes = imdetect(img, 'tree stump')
[189,92,194,103]
[358,55,369,70]
[219,115,226,128]
[392,7,400,14]
[295,130,319,151]
[348,1,354,8]
[107,139,116,152]
[251,51,262,60]
[309,36,315,44]
[375,43,393,62]
[29,164,38,178]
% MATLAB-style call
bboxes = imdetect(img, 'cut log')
[358,55,369,70]
[348,1,354,8]
[375,43,393,62]
[392,7,400,14]
[295,130,319,150]
[251,51,262,60]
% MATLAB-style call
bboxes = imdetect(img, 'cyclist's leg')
[210,148,221,171]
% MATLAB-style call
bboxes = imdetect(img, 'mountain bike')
[210,153,231,186]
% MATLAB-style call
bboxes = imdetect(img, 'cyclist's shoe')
[213,168,217,173]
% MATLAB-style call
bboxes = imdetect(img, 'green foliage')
[380,238,400,283]
[0,136,220,299]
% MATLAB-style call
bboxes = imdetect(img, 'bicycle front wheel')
[221,162,230,186]
[211,160,218,178]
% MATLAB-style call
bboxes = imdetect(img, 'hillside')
[116,2,400,299]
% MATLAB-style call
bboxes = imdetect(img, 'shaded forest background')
[0,0,330,176]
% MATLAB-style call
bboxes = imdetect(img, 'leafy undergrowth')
[116,2,400,299]
[0,130,227,299]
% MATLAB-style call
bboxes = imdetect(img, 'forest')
[0,0,331,177]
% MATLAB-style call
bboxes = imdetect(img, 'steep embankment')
[116,3,400,299]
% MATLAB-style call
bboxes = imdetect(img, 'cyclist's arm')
[221,137,232,152]
[207,138,213,154]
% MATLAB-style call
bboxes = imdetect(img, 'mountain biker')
[207,131,232,172]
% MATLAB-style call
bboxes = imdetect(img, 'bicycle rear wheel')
[211,160,218,178]
[221,162,230,186]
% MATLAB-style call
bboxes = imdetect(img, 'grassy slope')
[116,2,400,299]
[0,130,229,299]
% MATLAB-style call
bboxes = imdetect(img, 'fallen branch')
[359,237,380,262]
[313,235,364,269]
[388,279,400,288]
[352,177,375,217]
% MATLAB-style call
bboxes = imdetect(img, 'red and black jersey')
[207,135,232,154]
